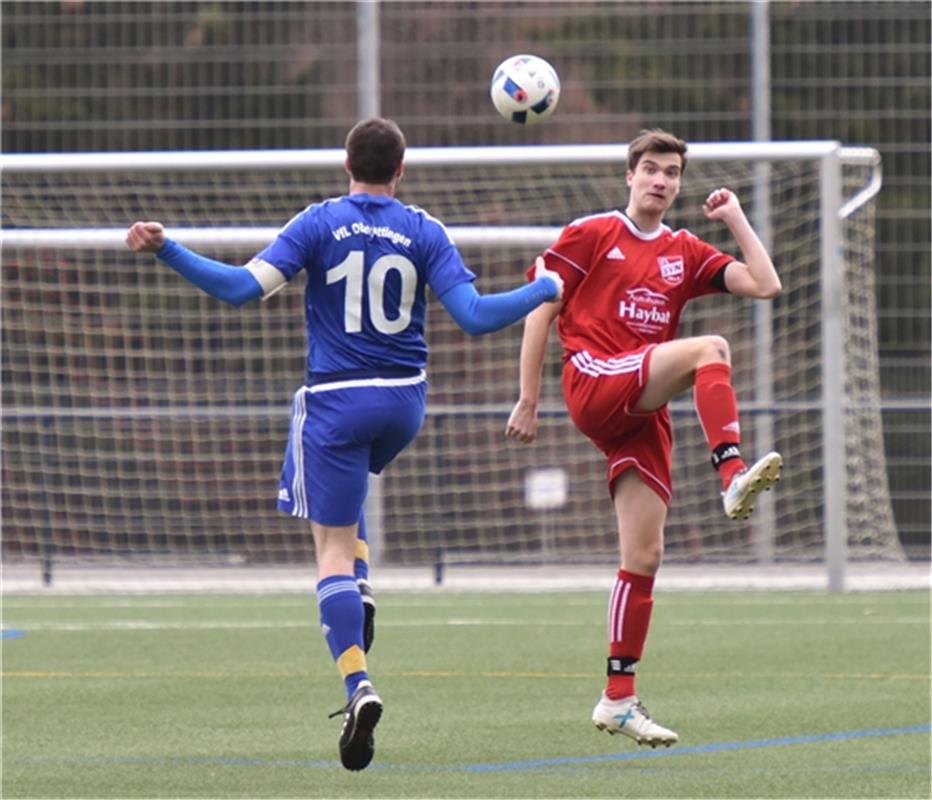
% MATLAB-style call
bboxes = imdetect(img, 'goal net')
[1,144,902,587]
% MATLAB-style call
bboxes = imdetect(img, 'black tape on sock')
[711,442,741,471]
[607,657,639,675]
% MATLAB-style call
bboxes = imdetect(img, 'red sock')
[694,362,746,489]
[606,569,654,700]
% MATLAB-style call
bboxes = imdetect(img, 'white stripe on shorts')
[290,387,310,518]
[310,370,426,394]
[608,455,672,504]
[571,349,644,378]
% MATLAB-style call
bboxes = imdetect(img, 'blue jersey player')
[125,117,563,772]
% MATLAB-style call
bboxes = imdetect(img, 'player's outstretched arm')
[702,189,781,299]
[505,299,561,444]
[125,221,264,308]
[438,257,563,336]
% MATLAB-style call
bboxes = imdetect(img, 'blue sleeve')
[253,206,316,281]
[156,239,263,308]
[415,210,477,297]
[437,277,558,336]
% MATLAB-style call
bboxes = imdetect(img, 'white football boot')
[722,451,782,520]
[591,693,679,748]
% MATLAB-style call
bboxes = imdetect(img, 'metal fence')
[2,0,929,555]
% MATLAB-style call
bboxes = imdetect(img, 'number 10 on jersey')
[327,250,417,334]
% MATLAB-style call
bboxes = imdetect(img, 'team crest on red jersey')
[658,256,685,285]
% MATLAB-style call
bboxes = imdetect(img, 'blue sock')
[316,575,368,698]
[354,512,370,583]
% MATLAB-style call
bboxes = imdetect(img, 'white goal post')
[1,142,899,592]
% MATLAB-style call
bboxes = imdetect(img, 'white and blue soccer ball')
[490,54,560,125]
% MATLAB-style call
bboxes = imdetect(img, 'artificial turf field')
[2,589,929,799]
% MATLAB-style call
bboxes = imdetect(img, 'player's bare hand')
[533,256,564,303]
[125,221,166,253]
[505,399,539,444]
[702,188,742,222]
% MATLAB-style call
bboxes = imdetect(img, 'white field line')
[3,595,929,610]
[2,617,927,632]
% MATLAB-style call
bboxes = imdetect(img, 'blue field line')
[15,754,339,769]
[8,724,929,774]
[460,724,932,772]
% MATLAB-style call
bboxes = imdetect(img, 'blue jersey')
[255,193,476,378]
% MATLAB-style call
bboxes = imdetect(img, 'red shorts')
[562,344,673,505]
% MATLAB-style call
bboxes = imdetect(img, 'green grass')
[3,590,930,799]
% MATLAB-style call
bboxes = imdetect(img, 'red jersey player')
[505,129,783,747]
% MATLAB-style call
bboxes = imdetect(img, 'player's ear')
[390,163,405,192]
[625,169,633,188]
[344,158,353,178]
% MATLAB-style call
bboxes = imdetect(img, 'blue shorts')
[277,373,427,526]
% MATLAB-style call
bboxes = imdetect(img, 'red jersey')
[534,211,733,359]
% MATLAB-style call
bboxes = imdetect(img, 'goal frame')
[1,142,884,592]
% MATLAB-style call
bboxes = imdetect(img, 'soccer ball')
[490,54,560,125]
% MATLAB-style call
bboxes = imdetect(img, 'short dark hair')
[627,128,688,173]
[345,117,406,184]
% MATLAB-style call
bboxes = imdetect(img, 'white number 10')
[326,250,417,335]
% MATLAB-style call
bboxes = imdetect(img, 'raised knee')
[701,335,730,365]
